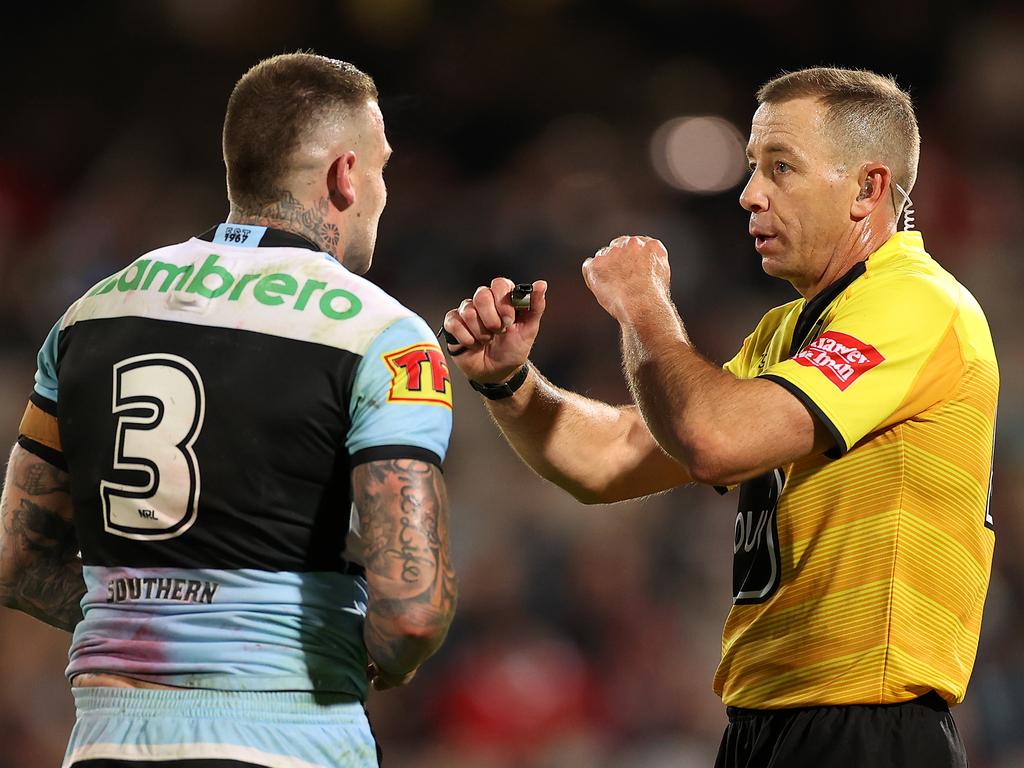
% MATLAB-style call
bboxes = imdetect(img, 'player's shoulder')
[306,256,430,346]
[308,256,408,316]
[59,237,431,355]
[61,239,196,329]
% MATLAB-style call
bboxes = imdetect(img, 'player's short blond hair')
[223,53,378,211]
[757,67,920,194]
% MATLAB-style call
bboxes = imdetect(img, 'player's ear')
[327,152,357,212]
[851,163,890,221]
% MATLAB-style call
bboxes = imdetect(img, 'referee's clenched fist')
[583,235,672,324]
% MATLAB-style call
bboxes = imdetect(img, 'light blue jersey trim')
[34,317,62,402]
[68,566,370,698]
[347,315,452,461]
[212,223,268,246]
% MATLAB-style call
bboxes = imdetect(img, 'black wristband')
[469,364,530,400]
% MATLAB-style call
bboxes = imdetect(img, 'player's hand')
[442,278,548,384]
[367,662,417,691]
[582,236,672,323]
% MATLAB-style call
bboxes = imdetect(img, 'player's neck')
[227,192,340,256]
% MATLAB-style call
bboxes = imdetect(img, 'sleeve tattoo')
[353,459,457,676]
[0,445,84,632]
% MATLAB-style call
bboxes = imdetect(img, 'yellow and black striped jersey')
[717,231,997,708]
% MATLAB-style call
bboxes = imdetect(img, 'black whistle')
[510,283,533,310]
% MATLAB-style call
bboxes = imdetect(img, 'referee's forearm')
[620,304,736,484]
[484,365,636,503]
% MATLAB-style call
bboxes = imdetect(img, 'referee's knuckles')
[645,238,668,258]
[443,308,463,328]
[445,318,479,346]
[490,277,514,294]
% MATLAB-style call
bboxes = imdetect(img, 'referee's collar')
[197,223,323,252]
[789,259,866,358]
[787,230,927,358]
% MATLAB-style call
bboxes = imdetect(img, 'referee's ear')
[327,152,357,212]
[851,163,890,221]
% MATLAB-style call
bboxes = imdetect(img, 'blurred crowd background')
[2,1,1023,766]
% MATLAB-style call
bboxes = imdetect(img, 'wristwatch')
[469,364,530,400]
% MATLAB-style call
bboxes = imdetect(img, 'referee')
[442,67,997,767]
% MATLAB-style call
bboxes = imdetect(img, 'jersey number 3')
[99,354,206,540]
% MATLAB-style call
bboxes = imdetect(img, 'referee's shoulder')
[856,259,963,323]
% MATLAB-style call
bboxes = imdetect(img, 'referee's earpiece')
[851,166,886,220]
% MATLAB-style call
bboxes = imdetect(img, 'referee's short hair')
[223,52,378,211]
[757,67,920,195]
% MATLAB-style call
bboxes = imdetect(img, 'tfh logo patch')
[794,331,884,391]
[382,343,453,408]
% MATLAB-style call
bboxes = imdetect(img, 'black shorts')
[716,692,968,768]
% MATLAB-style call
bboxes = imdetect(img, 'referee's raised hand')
[442,277,547,385]
[583,235,672,324]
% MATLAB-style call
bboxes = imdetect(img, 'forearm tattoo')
[0,448,84,632]
[233,191,341,252]
[353,459,457,675]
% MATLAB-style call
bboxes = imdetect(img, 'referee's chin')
[759,256,790,280]
[758,251,803,285]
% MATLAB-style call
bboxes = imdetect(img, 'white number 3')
[100,354,206,540]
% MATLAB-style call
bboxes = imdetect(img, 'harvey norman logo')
[793,331,884,390]
[87,254,362,320]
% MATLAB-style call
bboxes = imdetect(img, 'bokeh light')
[650,116,748,194]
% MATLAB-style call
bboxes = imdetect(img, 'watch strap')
[469,364,530,400]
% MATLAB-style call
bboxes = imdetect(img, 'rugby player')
[1,53,456,768]
[443,67,997,767]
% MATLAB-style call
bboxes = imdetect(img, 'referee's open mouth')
[750,227,778,253]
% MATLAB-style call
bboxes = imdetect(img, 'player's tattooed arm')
[0,445,84,632]
[353,459,457,689]
[231,190,341,253]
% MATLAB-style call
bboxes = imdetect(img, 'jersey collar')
[197,223,323,252]
[864,230,927,267]
[787,230,927,357]
[789,260,866,357]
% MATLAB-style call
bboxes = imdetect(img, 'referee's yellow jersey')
[717,231,997,709]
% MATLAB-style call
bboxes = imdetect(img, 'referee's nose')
[739,173,768,213]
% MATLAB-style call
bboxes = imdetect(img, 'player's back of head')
[222,53,378,211]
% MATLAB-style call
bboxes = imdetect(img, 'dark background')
[1,1,1022,766]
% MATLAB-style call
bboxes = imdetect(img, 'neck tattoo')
[232,190,341,253]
